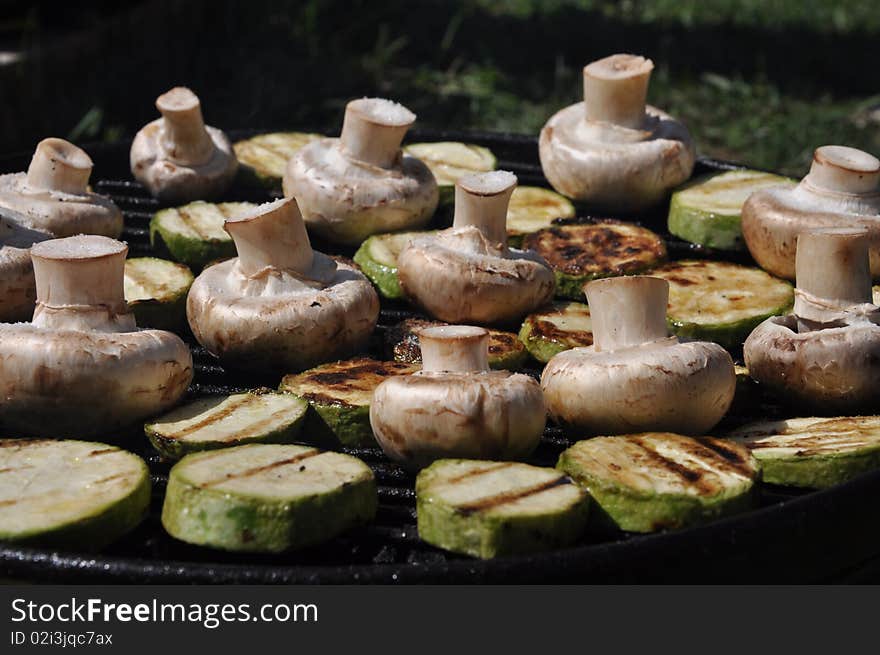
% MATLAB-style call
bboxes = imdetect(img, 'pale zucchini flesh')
[558,433,758,533]
[352,230,436,300]
[146,392,309,460]
[233,132,324,187]
[506,186,576,246]
[416,459,589,559]
[0,439,150,550]
[161,443,377,552]
[124,257,194,331]
[403,142,496,203]
[518,301,593,363]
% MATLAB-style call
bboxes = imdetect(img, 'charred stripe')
[199,450,322,488]
[453,475,570,515]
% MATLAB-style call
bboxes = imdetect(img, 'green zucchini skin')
[161,444,377,553]
[416,459,589,559]
[352,231,436,300]
[233,131,324,189]
[124,257,194,331]
[517,301,593,364]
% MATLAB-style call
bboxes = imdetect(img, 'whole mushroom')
[0,138,122,238]
[744,228,880,411]
[370,325,546,469]
[187,196,379,372]
[742,145,880,279]
[0,208,49,322]
[0,235,192,437]
[397,171,556,325]
[541,275,735,434]
[539,54,695,212]
[131,87,238,203]
[283,97,438,245]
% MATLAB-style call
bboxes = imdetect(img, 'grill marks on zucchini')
[403,142,496,194]
[233,132,324,186]
[506,186,576,244]
[198,448,322,488]
[124,257,194,330]
[518,301,593,363]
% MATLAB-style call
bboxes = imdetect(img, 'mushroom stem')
[156,87,215,166]
[803,146,880,195]
[224,197,314,276]
[452,171,517,245]
[583,54,654,129]
[26,138,93,195]
[339,98,415,169]
[418,325,490,373]
[585,276,669,352]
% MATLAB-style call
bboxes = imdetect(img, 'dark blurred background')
[2,0,879,175]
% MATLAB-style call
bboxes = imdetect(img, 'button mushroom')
[0,138,122,238]
[541,275,735,434]
[370,325,546,469]
[397,171,555,324]
[130,87,238,203]
[283,97,438,245]
[0,235,193,437]
[742,145,880,279]
[744,228,880,411]
[539,54,695,212]
[0,208,49,322]
[187,196,379,372]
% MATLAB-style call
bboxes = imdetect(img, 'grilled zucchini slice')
[0,439,150,549]
[145,392,309,460]
[124,257,194,331]
[558,433,758,533]
[522,222,666,300]
[161,443,377,552]
[518,301,593,363]
[651,260,793,349]
[506,186,575,247]
[727,416,880,489]
[279,358,419,447]
[416,459,589,559]
[233,131,324,188]
[403,142,496,204]
[352,230,436,300]
[385,318,528,370]
[150,201,257,270]
[668,170,795,251]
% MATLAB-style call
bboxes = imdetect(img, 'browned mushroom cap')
[742,145,880,280]
[186,196,379,372]
[397,171,555,325]
[283,97,438,246]
[130,87,238,203]
[0,208,49,322]
[538,53,695,212]
[541,276,735,434]
[370,325,546,469]
[0,138,122,238]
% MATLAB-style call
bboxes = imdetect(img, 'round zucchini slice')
[518,301,593,363]
[403,142,496,204]
[146,392,309,460]
[385,318,528,370]
[557,433,758,533]
[279,358,419,447]
[506,186,575,247]
[416,459,589,559]
[352,230,436,300]
[668,170,795,251]
[124,257,194,331]
[522,222,666,300]
[651,260,793,349]
[0,439,150,550]
[233,131,324,188]
[727,416,880,489]
[150,200,257,270]
[161,443,377,552]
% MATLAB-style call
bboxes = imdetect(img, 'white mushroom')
[0,207,49,322]
[0,138,122,237]
[283,97,438,245]
[0,235,192,437]
[742,145,880,279]
[370,325,545,469]
[744,228,880,410]
[130,87,238,203]
[541,276,735,434]
[539,54,695,211]
[187,196,379,372]
[397,171,555,324]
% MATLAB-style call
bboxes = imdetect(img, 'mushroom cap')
[370,369,546,469]
[0,208,50,322]
[538,103,695,211]
[186,254,379,372]
[282,138,438,245]
[397,227,556,325]
[743,313,880,411]
[541,338,735,434]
